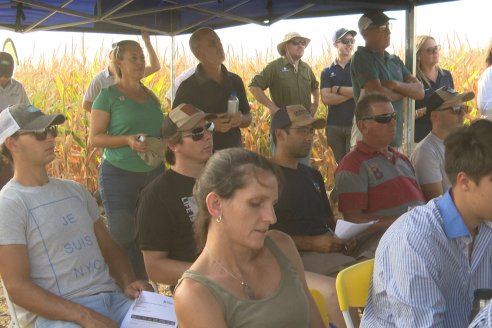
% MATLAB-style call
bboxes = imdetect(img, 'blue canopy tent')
[0,0,458,150]
[0,0,454,36]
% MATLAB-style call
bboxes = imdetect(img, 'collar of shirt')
[281,56,305,71]
[436,190,470,239]
[356,141,398,158]
[195,63,229,85]
[333,58,351,69]
[357,45,391,60]
[103,66,111,78]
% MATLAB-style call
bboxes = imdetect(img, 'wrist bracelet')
[336,86,342,95]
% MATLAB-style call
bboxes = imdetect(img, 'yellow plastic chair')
[335,259,374,328]
[309,288,329,327]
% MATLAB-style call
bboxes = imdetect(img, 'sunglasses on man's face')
[435,105,470,115]
[16,125,58,141]
[182,122,214,141]
[289,39,307,46]
[360,112,397,124]
[338,38,355,45]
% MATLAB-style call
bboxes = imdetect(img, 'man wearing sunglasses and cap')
[0,51,30,190]
[333,93,425,234]
[350,10,424,148]
[136,103,215,287]
[320,28,357,163]
[0,104,151,327]
[411,86,475,201]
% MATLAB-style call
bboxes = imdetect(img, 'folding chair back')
[335,259,374,328]
[309,288,329,327]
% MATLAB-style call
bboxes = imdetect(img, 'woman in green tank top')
[174,148,325,328]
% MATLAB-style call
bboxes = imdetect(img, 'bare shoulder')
[266,230,299,261]
[174,276,227,328]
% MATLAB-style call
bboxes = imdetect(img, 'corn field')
[13,36,487,193]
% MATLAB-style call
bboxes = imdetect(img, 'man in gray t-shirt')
[411,86,474,201]
[0,104,151,328]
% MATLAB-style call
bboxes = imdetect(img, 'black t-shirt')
[136,169,198,262]
[272,164,335,236]
[172,64,250,151]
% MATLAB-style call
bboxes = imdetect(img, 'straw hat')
[277,32,310,56]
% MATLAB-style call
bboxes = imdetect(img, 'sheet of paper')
[121,291,177,328]
[335,219,378,239]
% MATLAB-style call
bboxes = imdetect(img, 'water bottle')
[470,289,492,322]
[227,91,239,116]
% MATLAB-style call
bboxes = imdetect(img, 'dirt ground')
[0,284,11,328]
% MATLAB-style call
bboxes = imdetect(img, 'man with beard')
[173,28,251,151]
[270,105,358,276]
[136,104,215,286]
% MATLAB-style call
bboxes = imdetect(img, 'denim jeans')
[98,160,164,279]
[34,292,132,328]
[326,125,352,163]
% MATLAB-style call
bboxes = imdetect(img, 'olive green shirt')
[249,57,319,112]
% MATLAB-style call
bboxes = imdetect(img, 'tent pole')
[170,34,175,108]
[404,4,416,156]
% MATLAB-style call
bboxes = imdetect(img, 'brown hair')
[355,92,391,121]
[164,132,183,165]
[192,148,284,250]
[445,119,492,185]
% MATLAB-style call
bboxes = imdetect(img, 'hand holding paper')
[335,219,378,239]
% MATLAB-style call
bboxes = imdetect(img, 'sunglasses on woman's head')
[16,125,58,141]
[182,122,214,141]
[360,112,397,124]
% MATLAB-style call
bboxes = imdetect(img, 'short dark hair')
[0,143,13,164]
[271,127,291,146]
[189,27,214,59]
[445,119,492,185]
[193,148,284,251]
[355,92,391,121]
[164,132,183,165]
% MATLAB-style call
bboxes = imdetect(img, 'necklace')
[204,247,256,300]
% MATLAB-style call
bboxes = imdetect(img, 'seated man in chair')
[0,104,150,328]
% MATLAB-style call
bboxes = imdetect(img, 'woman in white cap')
[174,148,325,328]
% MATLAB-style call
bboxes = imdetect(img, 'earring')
[216,215,222,223]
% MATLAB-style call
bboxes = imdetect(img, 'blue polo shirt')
[320,60,355,126]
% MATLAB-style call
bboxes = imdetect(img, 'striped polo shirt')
[334,141,425,218]
[361,191,492,327]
